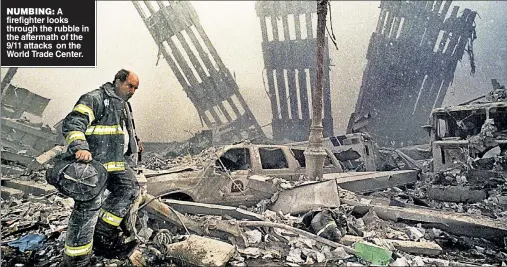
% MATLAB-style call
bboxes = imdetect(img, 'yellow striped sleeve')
[85,125,123,135]
[103,161,125,172]
[65,131,86,144]
[73,104,95,124]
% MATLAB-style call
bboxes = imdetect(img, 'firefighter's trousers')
[62,163,140,265]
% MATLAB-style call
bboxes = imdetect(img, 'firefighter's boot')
[59,253,91,267]
[93,219,138,259]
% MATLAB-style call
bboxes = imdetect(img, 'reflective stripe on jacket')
[62,82,137,172]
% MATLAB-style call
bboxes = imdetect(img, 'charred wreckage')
[2,1,507,267]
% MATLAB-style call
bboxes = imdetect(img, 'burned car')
[145,142,343,206]
[286,133,379,172]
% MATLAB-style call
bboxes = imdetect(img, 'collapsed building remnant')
[1,117,57,155]
[1,80,50,121]
[255,1,333,141]
[428,79,507,173]
[1,68,60,176]
[348,1,478,147]
[132,1,264,144]
[1,68,18,93]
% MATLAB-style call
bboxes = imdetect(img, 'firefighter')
[59,69,144,266]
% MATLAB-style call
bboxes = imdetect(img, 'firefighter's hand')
[75,150,92,162]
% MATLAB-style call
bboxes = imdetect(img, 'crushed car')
[286,133,379,172]
[144,141,344,206]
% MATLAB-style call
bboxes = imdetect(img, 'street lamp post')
[304,0,329,181]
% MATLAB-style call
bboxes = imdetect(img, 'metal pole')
[304,0,328,181]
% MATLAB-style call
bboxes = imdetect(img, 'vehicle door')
[256,146,299,180]
[214,147,256,206]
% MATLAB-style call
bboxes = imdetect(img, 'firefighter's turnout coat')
[62,82,140,172]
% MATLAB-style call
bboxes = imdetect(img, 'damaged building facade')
[348,0,477,147]
[429,79,507,173]
[1,67,61,176]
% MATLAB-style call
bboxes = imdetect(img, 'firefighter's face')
[115,72,139,101]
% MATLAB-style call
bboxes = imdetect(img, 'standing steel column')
[256,1,333,142]
[304,0,328,180]
[1,67,18,94]
[348,1,477,147]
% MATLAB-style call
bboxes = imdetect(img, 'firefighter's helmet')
[46,153,108,201]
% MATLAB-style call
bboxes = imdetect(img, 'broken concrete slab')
[1,165,26,176]
[342,198,507,242]
[270,179,340,214]
[162,199,264,221]
[1,186,24,199]
[395,149,424,170]
[1,150,36,167]
[340,235,442,256]
[28,145,65,170]
[2,180,56,196]
[142,194,243,240]
[1,117,57,154]
[1,84,50,118]
[427,186,488,203]
[323,170,418,194]
[346,195,428,211]
[164,235,236,267]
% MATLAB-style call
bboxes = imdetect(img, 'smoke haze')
[1,1,506,142]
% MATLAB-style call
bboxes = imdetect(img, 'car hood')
[146,169,202,197]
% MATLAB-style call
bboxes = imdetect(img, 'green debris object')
[353,241,392,266]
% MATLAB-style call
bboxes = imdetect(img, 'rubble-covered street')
[2,139,507,266]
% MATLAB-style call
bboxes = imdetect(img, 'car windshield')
[216,147,251,171]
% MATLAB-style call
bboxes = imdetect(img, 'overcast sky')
[2,1,506,142]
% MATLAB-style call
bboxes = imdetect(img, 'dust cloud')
[2,1,506,142]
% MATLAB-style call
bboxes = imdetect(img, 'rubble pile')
[2,137,507,267]
[1,79,62,178]
[2,173,507,266]
[143,146,219,171]
[369,151,507,219]
[2,102,507,266]
[377,144,433,172]
[424,165,507,218]
[1,194,73,267]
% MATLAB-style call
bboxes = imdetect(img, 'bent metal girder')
[132,1,264,142]
[255,1,334,142]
